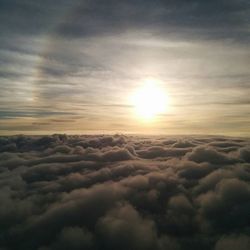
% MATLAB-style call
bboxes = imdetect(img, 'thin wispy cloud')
[0,0,250,134]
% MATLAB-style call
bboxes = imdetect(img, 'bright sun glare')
[132,79,168,121]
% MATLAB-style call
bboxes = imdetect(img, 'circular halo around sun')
[131,79,169,121]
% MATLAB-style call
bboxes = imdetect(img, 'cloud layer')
[0,134,250,250]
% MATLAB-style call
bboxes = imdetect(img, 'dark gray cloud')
[0,110,77,119]
[0,135,250,250]
[215,234,250,250]
[2,0,249,41]
[42,226,95,250]
[55,0,250,42]
[185,145,238,164]
[0,0,75,35]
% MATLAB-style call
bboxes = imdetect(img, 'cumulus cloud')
[185,145,238,164]
[215,234,250,250]
[0,134,249,250]
[38,226,94,250]
[96,203,157,250]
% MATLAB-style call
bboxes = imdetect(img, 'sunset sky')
[1,2,250,249]
[0,0,250,135]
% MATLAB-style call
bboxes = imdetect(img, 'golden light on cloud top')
[131,79,169,121]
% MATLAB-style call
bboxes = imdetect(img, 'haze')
[0,0,250,135]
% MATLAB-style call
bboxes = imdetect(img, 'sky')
[0,0,250,135]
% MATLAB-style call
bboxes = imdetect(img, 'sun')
[131,79,168,121]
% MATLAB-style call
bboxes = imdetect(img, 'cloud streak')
[0,0,250,135]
